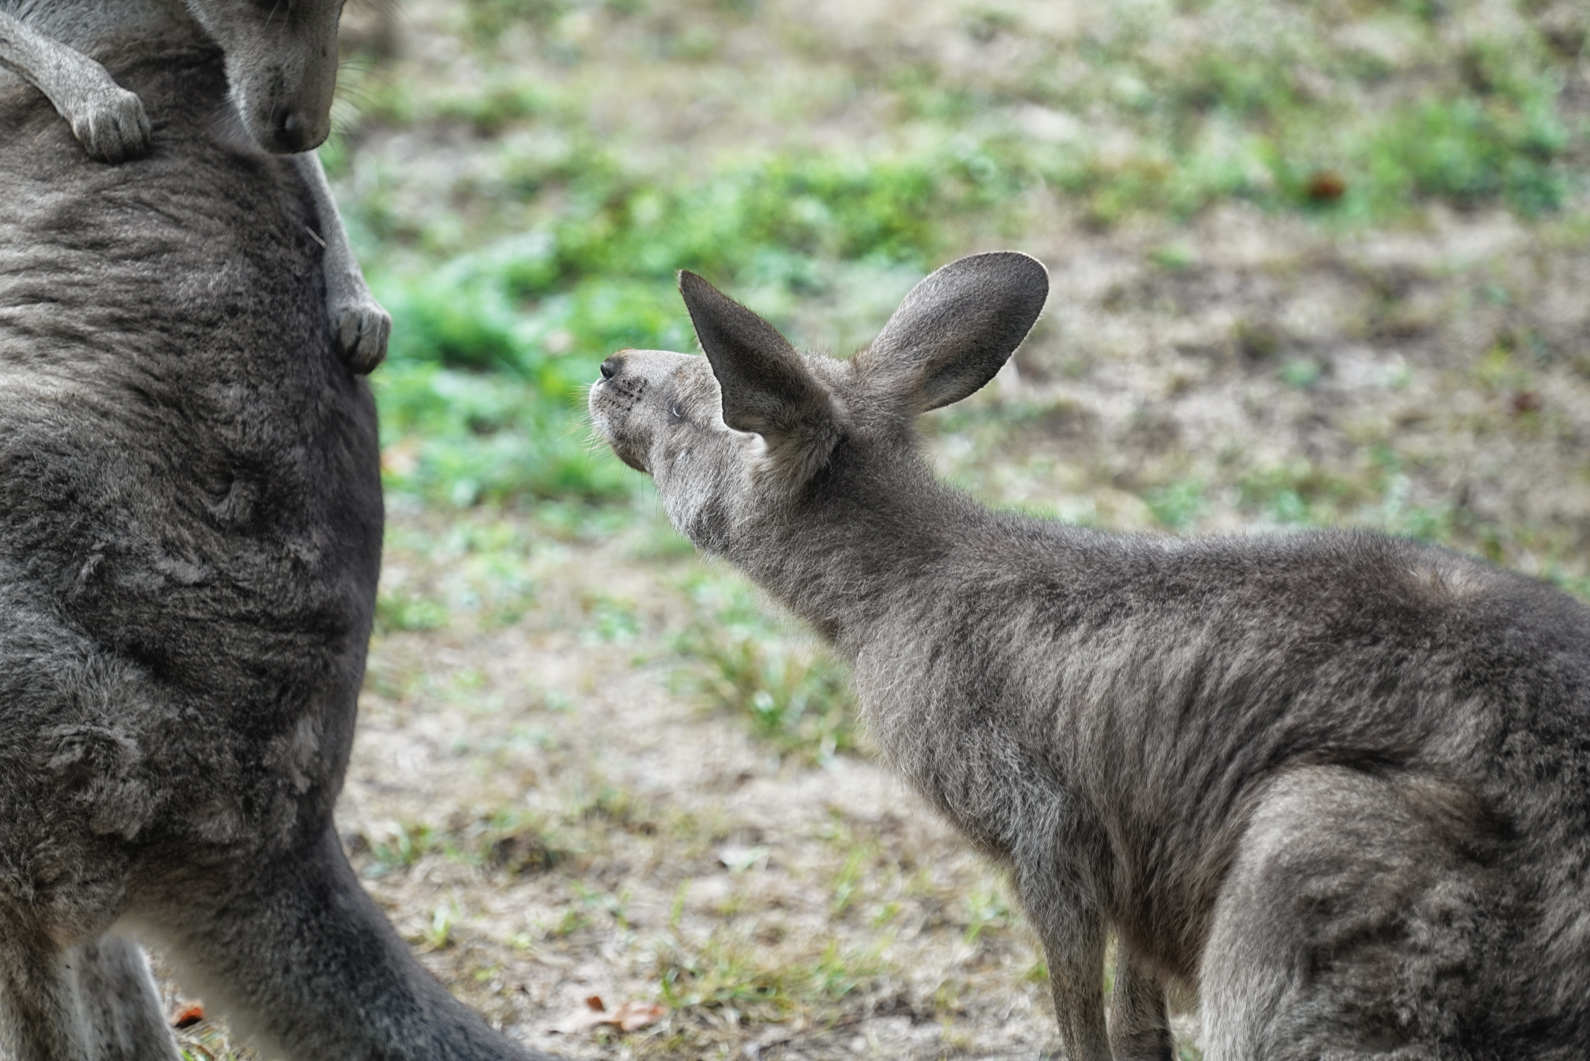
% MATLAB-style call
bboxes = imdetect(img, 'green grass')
[342,1,1590,594]
[360,821,440,878]
[374,586,449,633]
[652,927,889,1021]
[354,808,577,880]
[333,0,1586,514]
[674,573,858,762]
[376,518,541,631]
[1010,1,1579,224]
[1145,479,1208,530]
[364,139,998,508]
[679,621,858,762]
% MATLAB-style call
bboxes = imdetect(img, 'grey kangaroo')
[0,22,559,1061]
[0,0,390,372]
[589,252,1590,1059]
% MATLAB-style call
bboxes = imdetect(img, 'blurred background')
[175,1,1590,1057]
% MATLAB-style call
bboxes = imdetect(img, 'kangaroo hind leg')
[1015,803,1114,1061]
[1200,766,1499,1061]
[1110,948,1172,1061]
[74,936,181,1061]
[0,927,86,1061]
[140,822,557,1061]
[0,930,176,1061]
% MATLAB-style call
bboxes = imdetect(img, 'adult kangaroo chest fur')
[590,253,1590,1061]
[0,36,558,1061]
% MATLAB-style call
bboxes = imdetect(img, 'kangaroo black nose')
[279,112,309,153]
[600,355,622,380]
[264,108,325,154]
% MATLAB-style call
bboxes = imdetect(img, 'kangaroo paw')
[69,83,152,164]
[332,292,391,374]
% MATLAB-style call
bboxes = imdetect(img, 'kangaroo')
[0,0,390,373]
[589,252,1590,1060]
[0,24,560,1061]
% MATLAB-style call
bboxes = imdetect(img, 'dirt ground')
[163,1,1590,1059]
[348,516,1085,1061]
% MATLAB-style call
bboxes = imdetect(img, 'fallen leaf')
[1304,169,1346,202]
[550,997,664,1035]
[551,996,607,1035]
[611,1000,666,1032]
[172,1002,205,1029]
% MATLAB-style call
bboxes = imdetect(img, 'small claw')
[333,299,391,375]
[72,86,152,164]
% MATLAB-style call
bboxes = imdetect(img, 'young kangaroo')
[0,26,559,1061]
[589,252,1590,1060]
[0,0,390,372]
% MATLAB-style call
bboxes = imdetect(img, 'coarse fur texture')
[589,253,1590,1060]
[0,0,390,371]
[0,33,560,1061]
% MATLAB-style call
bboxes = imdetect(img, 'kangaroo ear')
[860,251,1048,413]
[679,271,841,475]
[679,270,833,435]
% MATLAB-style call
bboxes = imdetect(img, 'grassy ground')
[162,0,1589,1057]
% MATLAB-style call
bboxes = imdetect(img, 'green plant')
[1278,357,1323,389]
[423,902,458,951]
[681,625,858,761]
[1144,479,1207,530]
[961,885,1016,944]
[363,822,437,878]
[373,362,633,507]
[464,0,569,40]
[653,929,886,1019]
[375,586,448,633]
[1353,93,1568,216]
[581,594,643,644]
[1237,460,1363,526]
[654,933,794,1019]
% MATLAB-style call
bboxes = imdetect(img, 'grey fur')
[0,31,560,1061]
[590,253,1590,1060]
[0,0,391,372]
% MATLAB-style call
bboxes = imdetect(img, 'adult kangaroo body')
[0,27,558,1061]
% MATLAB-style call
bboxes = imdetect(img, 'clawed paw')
[69,85,152,164]
[333,297,392,375]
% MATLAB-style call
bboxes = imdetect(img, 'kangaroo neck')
[726,451,988,658]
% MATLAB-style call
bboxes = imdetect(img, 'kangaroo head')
[589,251,1049,552]
[182,0,345,153]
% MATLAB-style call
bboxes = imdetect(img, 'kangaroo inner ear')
[679,270,834,438]
[862,251,1049,413]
